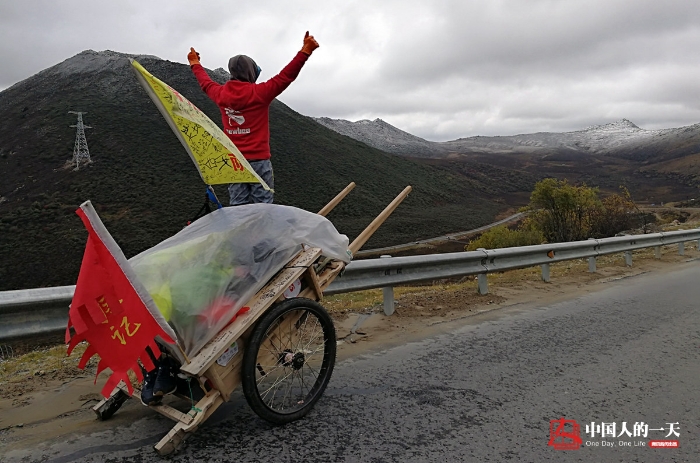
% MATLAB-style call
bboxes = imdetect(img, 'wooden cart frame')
[92,183,412,455]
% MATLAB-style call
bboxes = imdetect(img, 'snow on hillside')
[0,50,232,107]
[315,117,447,157]
[445,119,671,154]
[315,116,682,157]
[0,50,162,98]
[46,50,162,76]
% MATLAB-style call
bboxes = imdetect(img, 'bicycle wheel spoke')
[299,366,308,397]
[303,361,320,379]
[260,367,295,405]
[294,310,313,352]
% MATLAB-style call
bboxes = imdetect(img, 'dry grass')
[0,343,96,399]
[323,280,482,314]
[0,343,88,382]
[0,342,145,399]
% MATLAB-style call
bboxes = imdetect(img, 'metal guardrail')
[0,286,76,341]
[1,229,699,341]
[326,229,700,294]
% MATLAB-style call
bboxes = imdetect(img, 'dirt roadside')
[1,242,698,455]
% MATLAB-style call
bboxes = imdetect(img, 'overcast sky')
[2,0,700,141]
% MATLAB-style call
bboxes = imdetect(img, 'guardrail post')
[587,238,597,272]
[624,251,633,267]
[477,273,488,295]
[679,242,685,256]
[541,264,550,282]
[654,246,661,259]
[588,257,596,272]
[380,255,394,316]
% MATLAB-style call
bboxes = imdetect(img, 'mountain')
[0,50,536,291]
[315,117,449,158]
[316,117,700,200]
[315,117,700,160]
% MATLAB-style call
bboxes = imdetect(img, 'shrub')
[589,192,635,238]
[526,178,600,243]
[466,225,544,251]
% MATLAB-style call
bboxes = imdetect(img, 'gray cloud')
[3,0,700,141]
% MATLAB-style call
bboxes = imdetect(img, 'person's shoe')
[140,366,161,406]
[153,357,178,397]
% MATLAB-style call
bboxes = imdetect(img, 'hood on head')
[228,55,261,83]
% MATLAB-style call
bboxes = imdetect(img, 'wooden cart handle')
[317,182,356,217]
[349,186,412,255]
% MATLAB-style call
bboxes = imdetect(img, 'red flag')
[67,201,178,398]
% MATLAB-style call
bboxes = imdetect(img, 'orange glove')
[187,47,201,66]
[300,31,319,56]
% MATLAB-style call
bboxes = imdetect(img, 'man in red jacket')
[187,32,319,205]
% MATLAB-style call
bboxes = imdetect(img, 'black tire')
[241,297,336,424]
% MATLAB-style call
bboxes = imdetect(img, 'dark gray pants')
[228,159,274,206]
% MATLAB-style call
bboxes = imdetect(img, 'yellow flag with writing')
[131,60,269,188]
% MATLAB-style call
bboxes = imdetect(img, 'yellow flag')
[131,60,269,188]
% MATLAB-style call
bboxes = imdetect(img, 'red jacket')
[191,52,309,161]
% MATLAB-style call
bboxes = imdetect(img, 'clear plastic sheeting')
[129,204,351,357]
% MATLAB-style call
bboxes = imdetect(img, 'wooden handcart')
[92,183,412,455]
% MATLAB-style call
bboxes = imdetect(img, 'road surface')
[5,261,699,462]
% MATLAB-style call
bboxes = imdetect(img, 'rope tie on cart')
[185,377,202,414]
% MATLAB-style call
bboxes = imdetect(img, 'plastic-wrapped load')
[129,203,352,357]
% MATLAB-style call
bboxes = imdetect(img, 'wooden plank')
[317,182,355,217]
[202,334,248,402]
[204,358,243,402]
[302,265,324,301]
[150,402,194,425]
[154,391,223,456]
[181,247,322,377]
[317,261,345,289]
[298,260,346,300]
[155,422,187,456]
[181,391,223,432]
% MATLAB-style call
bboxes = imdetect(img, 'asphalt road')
[9,261,700,462]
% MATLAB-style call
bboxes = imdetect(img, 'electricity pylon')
[69,111,92,170]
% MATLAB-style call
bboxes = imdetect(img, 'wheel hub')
[278,349,306,370]
[291,352,305,370]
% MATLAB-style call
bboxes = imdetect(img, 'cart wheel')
[242,297,336,424]
[93,388,129,421]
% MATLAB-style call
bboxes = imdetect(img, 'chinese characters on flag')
[66,201,178,398]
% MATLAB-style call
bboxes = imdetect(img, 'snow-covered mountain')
[315,116,700,161]
[314,117,450,157]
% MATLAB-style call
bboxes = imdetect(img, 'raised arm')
[257,32,319,103]
[188,47,223,100]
